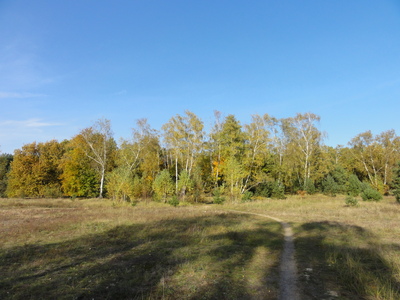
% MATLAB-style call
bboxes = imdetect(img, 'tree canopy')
[3,112,400,202]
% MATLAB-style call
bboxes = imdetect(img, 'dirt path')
[226,210,300,300]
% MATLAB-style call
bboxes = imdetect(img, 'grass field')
[0,199,282,299]
[1,196,399,299]
[225,195,400,299]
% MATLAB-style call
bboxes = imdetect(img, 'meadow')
[0,196,399,299]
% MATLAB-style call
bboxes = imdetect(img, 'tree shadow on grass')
[295,221,400,300]
[0,213,282,299]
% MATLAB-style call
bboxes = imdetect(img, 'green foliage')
[219,115,245,159]
[3,112,400,203]
[345,196,359,207]
[304,178,316,195]
[168,195,180,207]
[271,181,286,199]
[360,184,383,202]
[241,191,253,202]
[213,186,225,204]
[254,182,270,198]
[0,153,13,197]
[153,170,174,202]
[177,170,194,200]
[392,162,400,203]
[106,166,135,202]
[322,175,339,196]
[254,181,285,199]
[223,157,245,201]
[347,174,362,197]
[330,167,348,194]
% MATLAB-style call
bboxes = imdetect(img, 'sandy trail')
[226,210,300,300]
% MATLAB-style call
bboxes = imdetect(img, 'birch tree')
[281,113,323,189]
[241,114,272,192]
[376,130,400,185]
[80,118,115,198]
[349,130,400,190]
[108,119,159,201]
[349,131,382,188]
[162,111,204,193]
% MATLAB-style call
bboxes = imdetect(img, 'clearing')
[1,195,400,299]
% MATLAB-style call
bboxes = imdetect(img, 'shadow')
[295,221,400,299]
[0,213,282,299]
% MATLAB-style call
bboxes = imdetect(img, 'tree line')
[1,111,400,203]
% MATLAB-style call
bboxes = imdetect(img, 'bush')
[394,189,400,203]
[345,196,359,207]
[254,181,286,199]
[322,175,339,197]
[304,179,316,195]
[271,181,286,199]
[213,187,225,204]
[392,162,400,203]
[241,191,253,202]
[347,174,362,196]
[361,188,382,202]
[168,196,179,207]
[43,184,62,198]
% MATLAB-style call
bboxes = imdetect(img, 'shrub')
[254,182,271,197]
[168,196,179,207]
[394,189,400,203]
[304,179,316,195]
[43,184,62,198]
[271,181,286,199]
[347,174,362,196]
[361,187,382,202]
[392,162,400,203]
[345,196,359,207]
[241,191,253,202]
[254,181,286,199]
[322,175,339,197]
[213,187,225,204]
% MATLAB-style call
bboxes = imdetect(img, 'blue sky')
[1,0,400,154]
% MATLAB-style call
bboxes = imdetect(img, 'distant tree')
[0,154,13,197]
[177,170,193,200]
[281,113,324,190]
[241,114,273,193]
[392,162,400,203]
[80,118,116,198]
[210,114,246,198]
[60,137,99,198]
[347,174,362,197]
[348,130,400,194]
[162,111,204,192]
[322,175,339,197]
[376,130,400,186]
[108,118,160,201]
[223,157,246,201]
[7,140,65,198]
[153,170,174,202]
[219,114,245,160]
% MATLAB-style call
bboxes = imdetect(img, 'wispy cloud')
[0,118,65,153]
[0,92,47,99]
[0,118,63,128]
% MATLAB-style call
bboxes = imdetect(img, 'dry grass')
[0,198,282,299]
[223,195,400,299]
[2,196,399,299]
